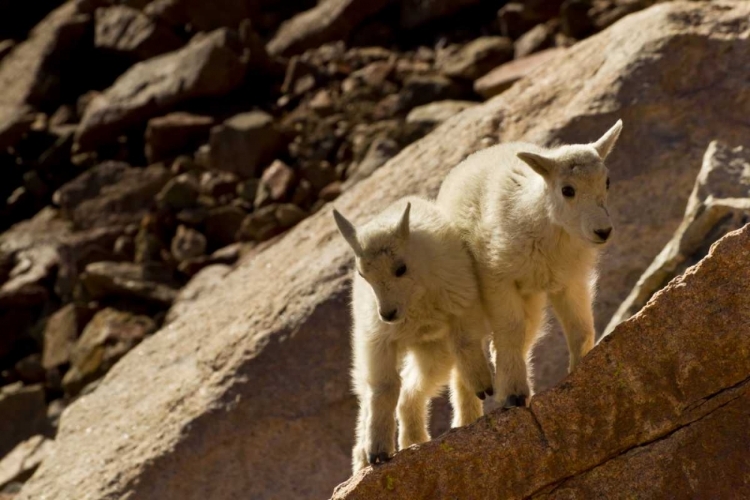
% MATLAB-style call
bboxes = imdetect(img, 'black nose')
[380,309,398,322]
[594,227,612,241]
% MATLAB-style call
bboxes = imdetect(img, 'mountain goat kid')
[437,120,623,408]
[333,197,493,474]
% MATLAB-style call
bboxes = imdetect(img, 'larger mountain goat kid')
[333,197,493,474]
[437,120,623,408]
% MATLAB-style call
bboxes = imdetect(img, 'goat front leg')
[449,302,493,402]
[549,277,595,372]
[364,341,401,465]
[485,285,530,408]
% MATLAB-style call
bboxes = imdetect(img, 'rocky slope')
[10,1,750,498]
[0,0,674,481]
[333,224,750,499]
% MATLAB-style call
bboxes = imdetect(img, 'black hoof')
[503,394,528,408]
[475,391,486,400]
[368,452,390,465]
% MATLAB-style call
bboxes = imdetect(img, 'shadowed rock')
[76,28,247,150]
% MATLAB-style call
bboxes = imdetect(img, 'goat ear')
[517,151,556,178]
[593,119,623,160]
[333,209,362,255]
[396,202,411,240]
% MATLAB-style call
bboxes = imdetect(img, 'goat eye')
[395,264,407,277]
[562,186,576,198]
[606,177,611,190]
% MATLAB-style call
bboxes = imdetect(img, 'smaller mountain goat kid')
[437,120,623,409]
[333,197,492,474]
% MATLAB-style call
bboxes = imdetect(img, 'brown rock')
[332,225,750,499]
[318,182,342,202]
[80,261,180,306]
[199,171,239,199]
[156,173,200,210]
[42,304,83,370]
[267,0,394,57]
[143,0,256,32]
[165,264,230,324]
[255,160,296,208]
[0,207,122,304]
[209,111,283,178]
[176,242,240,276]
[0,244,58,307]
[203,205,245,247]
[560,0,595,39]
[0,435,53,490]
[54,162,172,230]
[0,39,14,60]
[0,105,35,151]
[605,140,750,335]
[474,47,565,99]
[145,112,214,163]
[0,2,90,111]
[235,205,279,242]
[497,2,540,39]
[76,28,247,150]
[63,308,157,396]
[343,135,400,188]
[170,225,207,262]
[95,5,184,61]
[399,0,482,30]
[514,21,557,59]
[437,37,514,80]
[13,355,46,385]
[397,74,466,113]
[0,384,49,459]
[275,203,307,230]
[16,3,750,500]
[405,100,477,128]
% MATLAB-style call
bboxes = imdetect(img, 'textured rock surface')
[54,162,171,230]
[76,28,247,149]
[0,436,52,490]
[0,1,90,111]
[332,224,750,499]
[94,5,184,61]
[17,3,750,499]
[267,0,393,57]
[474,47,565,98]
[605,140,750,336]
[0,384,49,458]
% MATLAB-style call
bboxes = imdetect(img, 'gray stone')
[0,435,52,490]
[76,28,247,149]
[0,384,49,459]
[80,261,180,305]
[604,141,750,336]
[437,37,513,80]
[63,308,157,396]
[95,5,184,61]
[209,111,282,178]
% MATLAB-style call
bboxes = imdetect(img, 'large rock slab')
[332,226,750,499]
[18,3,750,500]
[94,5,184,61]
[267,0,394,57]
[0,435,52,490]
[0,1,91,112]
[53,161,171,230]
[604,140,750,336]
[0,384,49,459]
[76,28,247,149]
